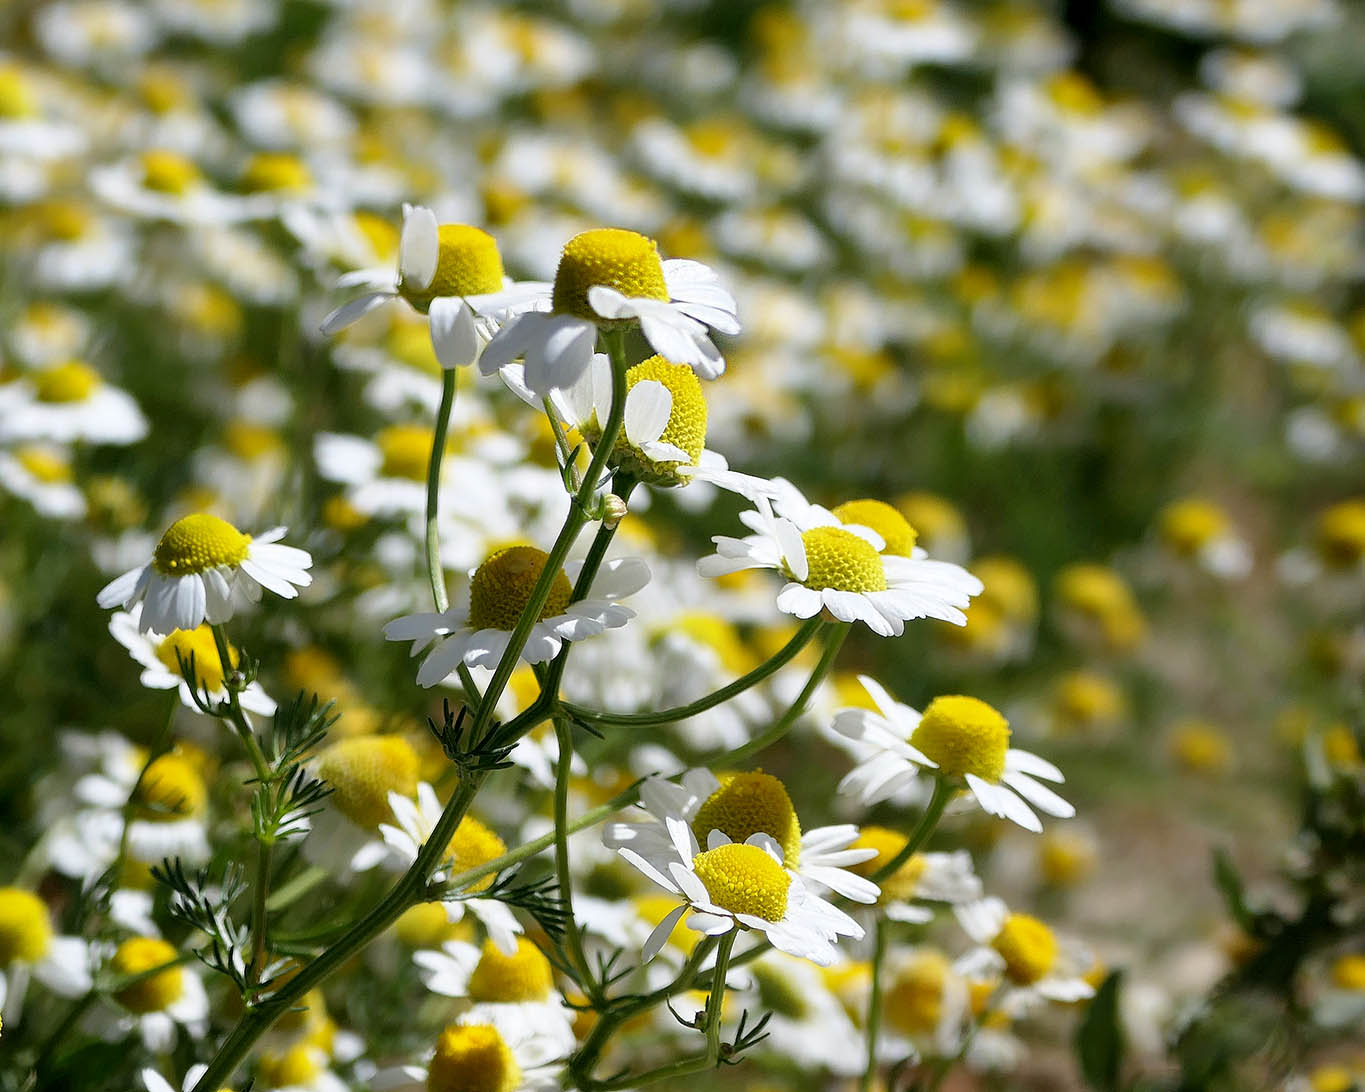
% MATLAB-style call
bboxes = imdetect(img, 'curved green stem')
[871,776,953,884]
[861,917,887,1092]
[552,716,597,1000]
[704,621,847,767]
[560,616,823,729]
[425,368,457,612]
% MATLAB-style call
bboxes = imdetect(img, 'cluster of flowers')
[1,0,1363,1090]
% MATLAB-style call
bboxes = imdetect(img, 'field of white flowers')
[1,0,1363,1090]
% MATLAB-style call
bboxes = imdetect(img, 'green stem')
[247,838,273,988]
[704,622,847,767]
[190,329,633,1092]
[871,777,954,884]
[861,917,887,1092]
[560,616,823,729]
[552,716,597,1000]
[425,368,457,612]
[263,864,328,913]
[210,624,269,782]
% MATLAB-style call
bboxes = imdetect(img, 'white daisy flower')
[103,936,209,1051]
[837,690,1074,834]
[954,897,1094,1014]
[90,149,266,225]
[73,748,213,866]
[698,488,982,636]
[320,204,547,369]
[842,825,981,924]
[97,513,313,635]
[378,783,521,956]
[606,768,882,907]
[743,950,866,1075]
[413,936,575,1054]
[370,1020,564,1092]
[617,814,863,967]
[0,360,146,446]
[384,548,649,687]
[108,610,276,716]
[0,887,92,1024]
[478,227,740,397]
[0,445,85,519]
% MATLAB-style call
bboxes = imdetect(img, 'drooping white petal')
[398,205,439,291]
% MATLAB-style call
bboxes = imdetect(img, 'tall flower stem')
[861,916,888,1092]
[872,776,953,884]
[424,369,456,612]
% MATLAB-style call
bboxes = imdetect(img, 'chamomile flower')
[90,149,264,225]
[0,887,92,1020]
[606,768,883,906]
[377,784,521,955]
[954,898,1094,1014]
[616,815,863,966]
[869,947,970,1062]
[320,204,545,369]
[744,950,866,1075]
[839,689,1074,833]
[413,936,575,1054]
[0,445,85,519]
[698,488,981,636]
[0,360,147,446]
[104,936,209,1050]
[108,610,276,715]
[383,547,649,687]
[96,513,313,634]
[478,227,740,396]
[844,826,981,923]
[371,1020,564,1092]
[73,748,213,865]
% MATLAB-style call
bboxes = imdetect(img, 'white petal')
[642,904,688,962]
[429,297,479,369]
[399,205,439,291]
[320,292,392,336]
[624,380,672,447]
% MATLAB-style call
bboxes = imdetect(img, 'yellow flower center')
[141,149,201,195]
[34,360,101,403]
[354,211,399,263]
[992,913,1058,985]
[222,420,283,461]
[1039,831,1096,887]
[1317,499,1365,568]
[1331,953,1365,991]
[794,526,887,594]
[1052,672,1123,730]
[467,937,554,1003]
[910,695,1011,782]
[467,546,573,632]
[400,224,505,313]
[1170,720,1231,774]
[240,153,313,194]
[590,355,707,486]
[0,65,36,119]
[896,492,964,544]
[112,937,184,1013]
[550,228,669,321]
[1055,564,1135,618]
[691,771,802,868]
[669,612,757,675]
[635,894,699,955]
[833,500,918,557]
[441,815,507,894]
[154,625,236,692]
[387,322,443,376]
[15,446,72,484]
[0,888,53,966]
[884,949,950,1034]
[752,962,809,1019]
[848,827,927,904]
[1160,498,1228,555]
[377,423,436,482]
[395,903,470,948]
[152,513,252,576]
[257,1044,326,1087]
[973,556,1037,622]
[135,753,207,820]
[38,199,93,241]
[426,1023,521,1092]
[690,843,790,922]
[315,735,420,830]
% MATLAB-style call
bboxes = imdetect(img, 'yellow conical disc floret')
[16,447,72,484]
[153,514,252,576]
[0,888,52,966]
[467,937,554,1003]
[910,695,1010,782]
[848,826,927,904]
[551,228,669,321]
[691,843,790,922]
[1317,499,1365,569]
[833,499,918,557]
[257,1044,326,1088]
[467,546,573,632]
[377,424,436,482]
[795,527,887,593]
[315,736,420,830]
[992,913,1057,984]
[401,225,505,313]
[35,361,101,404]
[135,753,207,820]
[240,153,313,194]
[593,355,708,486]
[112,937,184,1013]
[1160,498,1227,555]
[1331,953,1365,991]
[141,150,201,195]
[155,625,236,691]
[884,949,951,1034]
[691,771,802,868]
[442,815,507,894]
[426,1023,522,1092]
